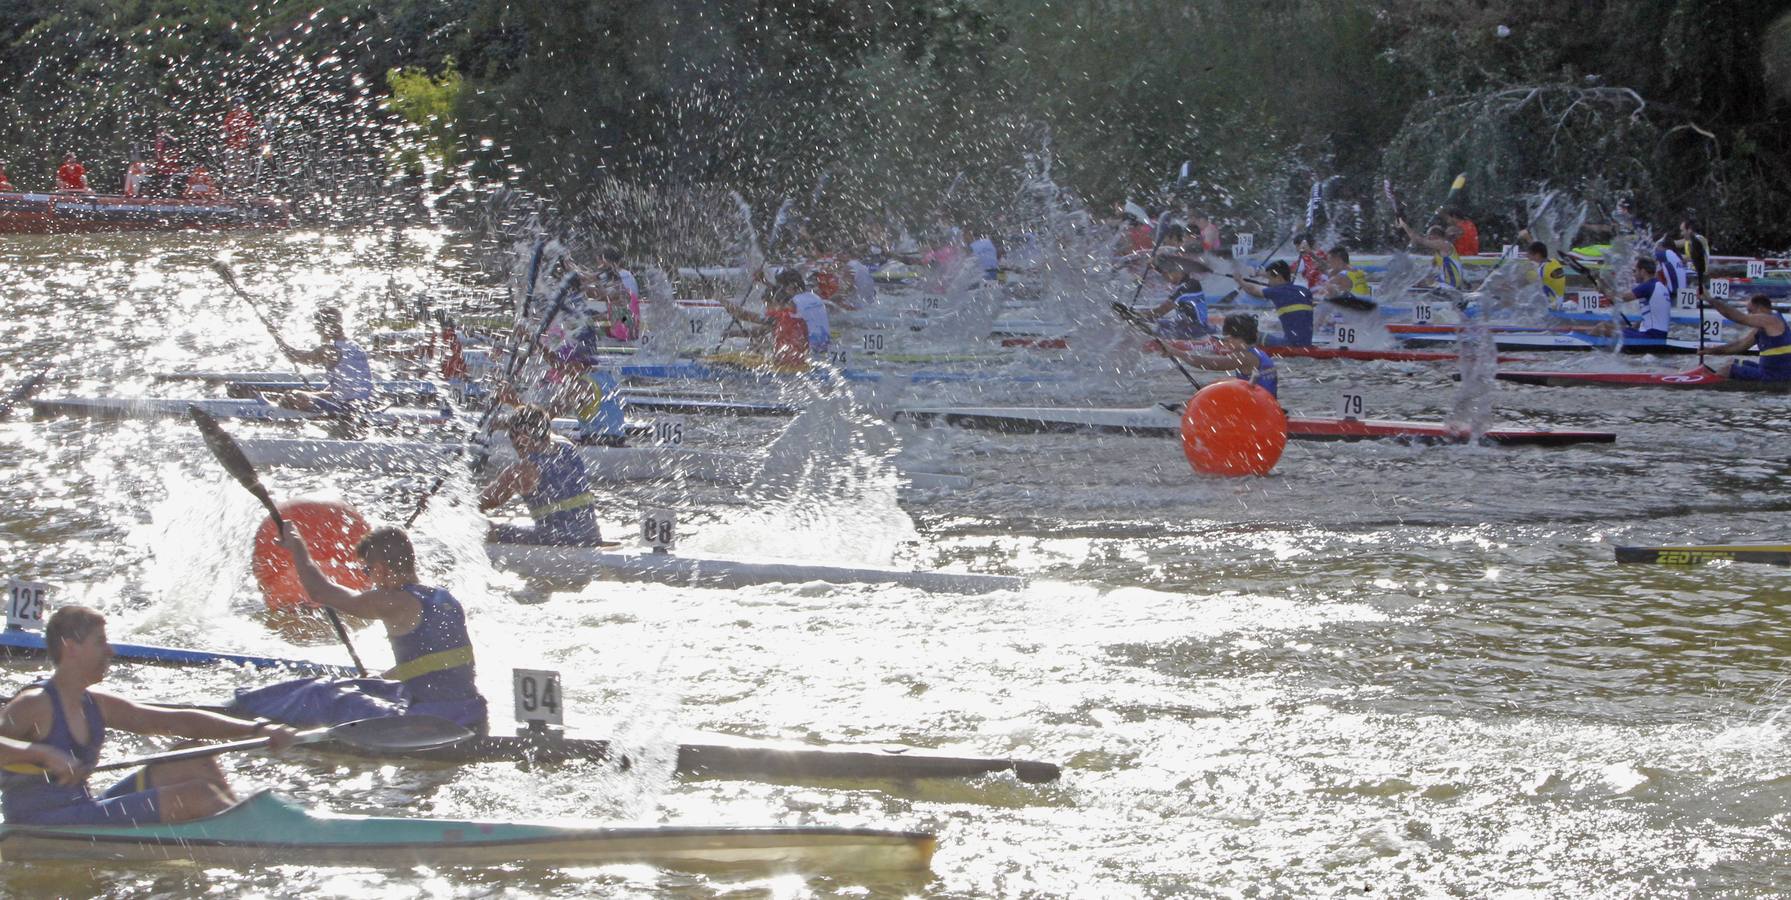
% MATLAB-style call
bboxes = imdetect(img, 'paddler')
[1443,209,1480,257]
[480,404,607,547]
[0,162,13,192]
[1154,313,1278,398]
[1317,246,1374,307]
[1700,292,1791,383]
[54,153,90,192]
[1231,259,1315,347]
[268,307,375,416]
[1398,217,1467,290]
[1524,241,1567,303]
[1146,254,1213,339]
[1678,217,1711,291]
[717,270,811,370]
[537,332,626,446]
[1,606,299,825]
[232,527,490,732]
[1293,234,1328,289]
[1585,256,1672,340]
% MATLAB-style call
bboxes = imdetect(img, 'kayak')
[1614,544,1791,566]
[28,396,453,426]
[0,191,288,234]
[0,790,934,870]
[1149,339,1518,364]
[617,361,1066,385]
[316,726,1061,784]
[1398,332,1713,354]
[0,627,353,675]
[236,437,756,483]
[484,543,1023,594]
[1491,367,1791,393]
[151,372,798,417]
[895,404,1615,447]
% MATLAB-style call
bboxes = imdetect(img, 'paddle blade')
[189,406,281,522]
[1177,160,1191,185]
[209,260,240,291]
[318,715,473,752]
[1449,173,1467,191]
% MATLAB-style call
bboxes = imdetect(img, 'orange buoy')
[251,499,372,611]
[1180,380,1287,477]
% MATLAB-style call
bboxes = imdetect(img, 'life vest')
[1,681,108,823]
[1756,313,1791,374]
[522,440,601,542]
[1537,260,1565,299]
[812,257,842,300]
[769,308,810,369]
[1341,267,1372,297]
[1233,346,1278,398]
[1435,253,1466,290]
[326,339,374,401]
[1452,220,1480,257]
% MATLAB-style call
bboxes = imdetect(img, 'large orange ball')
[1180,380,1287,477]
[251,499,372,611]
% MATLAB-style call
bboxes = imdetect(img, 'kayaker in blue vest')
[1,606,298,825]
[233,526,490,733]
[1703,292,1791,382]
[1585,257,1672,341]
[270,306,375,416]
[1146,254,1213,339]
[1153,313,1279,398]
[1231,259,1314,347]
[480,404,607,546]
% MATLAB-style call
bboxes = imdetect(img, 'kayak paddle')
[187,406,369,677]
[208,261,317,387]
[94,715,471,771]
[1112,301,1202,389]
[1123,161,1194,308]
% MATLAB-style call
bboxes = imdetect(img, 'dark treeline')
[2,0,1789,249]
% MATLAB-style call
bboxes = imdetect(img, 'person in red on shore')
[123,160,146,197]
[0,162,13,192]
[183,166,218,198]
[54,153,90,192]
[1443,209,1480,257]
[151,131,181,197]
[222,101,255,151]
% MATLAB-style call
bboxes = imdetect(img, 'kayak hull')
[0,192,289,234]
[485,543,1022,594]
[896,405,1614,446]
[311,728,1061,784]
[0,628,352,675]
[0,791,933,870]
[1494,368,1791,393]
[1614,544,1791,566]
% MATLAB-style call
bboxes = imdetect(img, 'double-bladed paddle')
[1112,301,1202,389]
[208,261,316,387]
[0,367,49,417]
[94,715,470,771]
[188,406,369,677]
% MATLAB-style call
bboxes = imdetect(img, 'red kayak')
[1286,417,1613,446]
[1146,339,1521,364]
[1492,366,1791,393]
[0,191,288,234]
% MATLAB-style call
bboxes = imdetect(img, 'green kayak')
[0,791,936,871]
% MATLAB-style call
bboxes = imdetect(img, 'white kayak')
[486,543,1022,594]
[236,437,972,491]
[238,438,756,484]
[28,397,454,425]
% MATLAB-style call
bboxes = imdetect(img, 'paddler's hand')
[32,744,84,785]
[261,723,300,753]
[277,524,311,562]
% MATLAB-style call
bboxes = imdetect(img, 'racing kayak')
[162,703,1061,784]
[28,397,453,425]
[151,372,799,417]
[0,628,353,675]
[485,543,1022,594]
[317,726,1061,784]
[1397,332,1712,354]
[1614,544,1791,566]
[0,790,934,869]
[1490,367,1791,393]
[895,404,1615,446]
[1150,339,1519,364]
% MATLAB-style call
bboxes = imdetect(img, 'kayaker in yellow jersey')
[1317,246,1374,308]
[1678,217,1711,291]
[1398,218,1467,290]
[1524,242,1567,302]
[0,606,298,826]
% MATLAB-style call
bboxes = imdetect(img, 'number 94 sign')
[512,669,563,727]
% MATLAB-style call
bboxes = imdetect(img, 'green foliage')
[385,60,464,178]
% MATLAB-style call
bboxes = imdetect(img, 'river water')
[1,228,1788,897]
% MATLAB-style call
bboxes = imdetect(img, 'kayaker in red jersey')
[183,165,218,198]
[0,606,297,826]
[0,162,12,192]
[1293,233,1328,288]
[1443,209,1479,257]
[718,269,811,369]
[54,153,90,192]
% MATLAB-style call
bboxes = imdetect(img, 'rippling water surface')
[2,230,1789,898]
